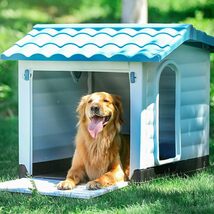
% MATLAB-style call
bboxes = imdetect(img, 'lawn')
[0,118,213,214]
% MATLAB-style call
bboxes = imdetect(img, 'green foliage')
[0,85,11,101]
[0,61,17,117]
[149,0,214,23]
[64,0,121,23]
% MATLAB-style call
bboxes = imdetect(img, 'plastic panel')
[32,71,88,163]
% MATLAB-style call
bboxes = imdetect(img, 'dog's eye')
[88,99,92,103]
[104,99,110,103]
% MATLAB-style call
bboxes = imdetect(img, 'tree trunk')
[122,0,148,24]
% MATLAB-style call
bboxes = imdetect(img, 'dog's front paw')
[57,179,75,190]
[86,180,102,190]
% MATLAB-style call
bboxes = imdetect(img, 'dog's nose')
[91,106,100,114]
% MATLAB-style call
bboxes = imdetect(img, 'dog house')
[1,24,214,185]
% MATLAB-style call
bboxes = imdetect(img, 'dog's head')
[77,92,123,139]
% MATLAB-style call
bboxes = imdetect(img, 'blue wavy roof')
[1,24,214,62]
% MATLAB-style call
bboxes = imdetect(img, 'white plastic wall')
[32,71,88,163]
[171,45,210,160]
[141,44,210,168]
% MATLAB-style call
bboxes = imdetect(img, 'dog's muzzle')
[90,106,100,115]
[88,105,111,139]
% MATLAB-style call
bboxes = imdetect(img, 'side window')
[159,66,176,160]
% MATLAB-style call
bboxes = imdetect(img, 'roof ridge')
[33,23,191,31]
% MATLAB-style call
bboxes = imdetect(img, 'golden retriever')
[57,92,130,190]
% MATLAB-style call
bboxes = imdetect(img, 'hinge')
[130,71,136,83]
[24,69,31,81]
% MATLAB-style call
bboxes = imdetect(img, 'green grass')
[0,118,214,214]
[0,118,18,181]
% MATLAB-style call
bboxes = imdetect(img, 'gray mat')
[0,178,128,199]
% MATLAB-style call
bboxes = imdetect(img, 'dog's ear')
[76,95,90,122]
[113,95,124,127]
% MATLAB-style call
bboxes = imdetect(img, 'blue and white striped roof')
[1,24,214,62]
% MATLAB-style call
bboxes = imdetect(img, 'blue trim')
[33,23,191,31]
[0,52,161,62]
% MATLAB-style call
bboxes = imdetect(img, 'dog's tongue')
[88,116,104,139]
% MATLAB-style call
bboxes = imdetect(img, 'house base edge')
[131,155,209,182]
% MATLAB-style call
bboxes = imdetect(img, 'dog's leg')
[57,151,85,190]
[86,159,125,190]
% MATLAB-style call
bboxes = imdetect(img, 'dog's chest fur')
[85,157,109,180]
[81,136,120,180]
